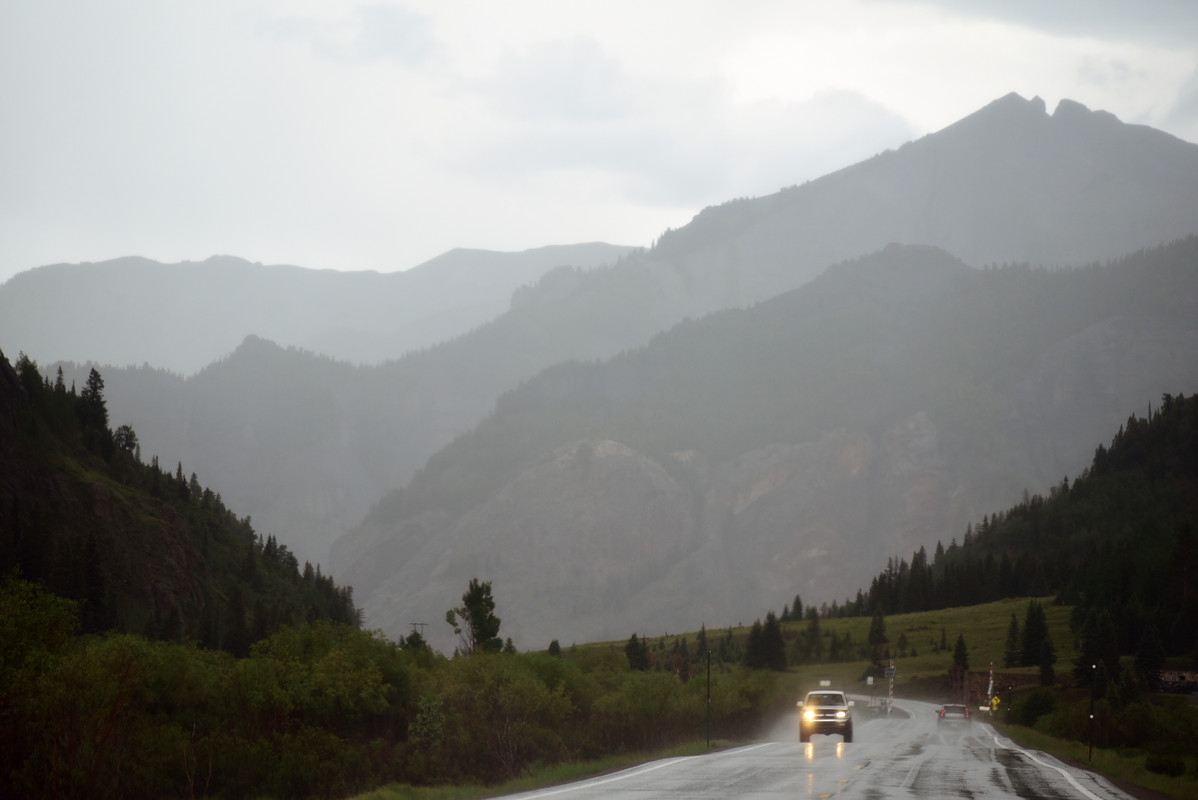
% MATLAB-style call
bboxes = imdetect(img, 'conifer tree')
[952,634,969,671]
[1135,625,1165,691]
[625,633,650,671]
[744,619,765,669]
[761,611,786,671]
[1003,613,1020,667]
[1021,600,1055,684]
[79,367,108,428]
[868,612,888,663]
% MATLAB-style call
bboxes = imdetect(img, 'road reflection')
[802,741,845,762]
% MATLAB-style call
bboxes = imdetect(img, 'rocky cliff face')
[350,414,986,651]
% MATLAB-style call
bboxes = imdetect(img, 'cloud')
[878,0,1198,47]
[457,65,916,209]
[262,3,437,67]
[485,36,641,123]
[1164,67,1198,142]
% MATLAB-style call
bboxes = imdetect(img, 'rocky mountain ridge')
[336,239,1198,651]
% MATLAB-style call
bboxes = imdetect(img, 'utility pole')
[1089,663,1096,761]
[706,649,712,749]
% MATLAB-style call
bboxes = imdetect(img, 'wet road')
[500,698,1134,799]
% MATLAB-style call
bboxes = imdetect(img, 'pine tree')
[79,367,108,428]
[761,611,786,671]
[1135,625,1165,691]
[625,633,650,671]
[744,619,765,669]
[1003,613,1020,667]
[225,586,251,658]
[952,634,970,671]
[1021,600,1055,684]
[868,612,888,663]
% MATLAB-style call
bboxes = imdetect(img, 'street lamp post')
[1089,663,1096,762]
[706,649,712,749]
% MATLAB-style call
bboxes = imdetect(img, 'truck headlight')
[836,711,846,719]
[802,710,815,720]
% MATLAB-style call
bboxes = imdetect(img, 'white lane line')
[990,731,1105,800]
[509,743,778,798]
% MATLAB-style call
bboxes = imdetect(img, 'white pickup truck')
[797,689,854,742]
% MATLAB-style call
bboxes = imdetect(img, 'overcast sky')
[2,0,1196,285]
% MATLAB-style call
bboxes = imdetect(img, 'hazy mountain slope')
[33,93,1198,575]
[0,243,632,374]
[642,94,1198,316]
[337,239,1198,652]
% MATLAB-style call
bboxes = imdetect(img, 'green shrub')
[1145,752,1185,777]
[1015,687,1055,726]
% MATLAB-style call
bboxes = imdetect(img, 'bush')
[1015,687,1055,726]
[1145,753,1186,777]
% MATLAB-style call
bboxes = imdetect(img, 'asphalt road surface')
[499,698,1135,800]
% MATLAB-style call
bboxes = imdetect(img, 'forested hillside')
[339,237,1198,651]
[0,349,359,651]
[856,391,1198,660]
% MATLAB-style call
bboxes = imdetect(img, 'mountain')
[0,243,633,374]
[0,349,360,650]
[336,238,1198,652]
[22,93,1198,580]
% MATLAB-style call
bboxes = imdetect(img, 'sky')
[2,0,1196,286]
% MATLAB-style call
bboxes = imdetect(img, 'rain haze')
[2,0,1196,284]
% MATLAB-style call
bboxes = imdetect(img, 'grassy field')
[704,595,1077,697]
[999,720,1198,800]
[351,741,719,800]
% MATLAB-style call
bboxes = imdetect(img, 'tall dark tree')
[1021,600,1056,685]
[952,633,970,671]
[79,367,108,428]
[114,424,139,454]
[868,611,888,663]
[744,619,766,669]
[1135,625,1165,691]
[624,633,650,671]
[761,611,787,671]
[445,578,502,654]
[1003,612,1020,668]
[225,586,251,658]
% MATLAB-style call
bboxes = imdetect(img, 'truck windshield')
[808,694,845,705]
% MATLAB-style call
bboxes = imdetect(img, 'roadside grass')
[352,740,725,800]
[996,721,1198,800]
